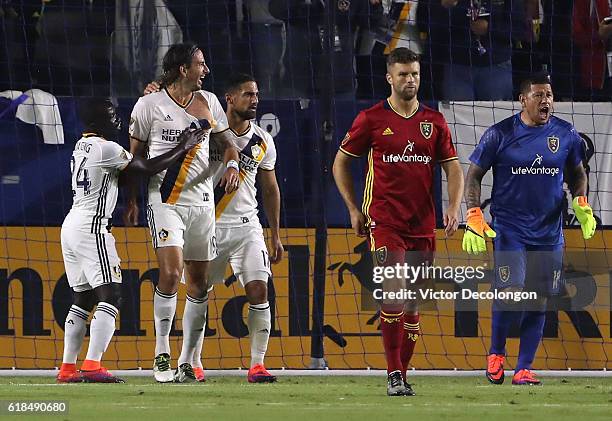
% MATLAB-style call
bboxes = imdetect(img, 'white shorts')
[61,227,122,292]
[208,224,271,287]
[146,203,217,261]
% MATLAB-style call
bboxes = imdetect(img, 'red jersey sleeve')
[435,117,458,163]
[339,111,371,157]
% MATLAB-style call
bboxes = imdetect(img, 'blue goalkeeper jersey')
[469,114,585,246]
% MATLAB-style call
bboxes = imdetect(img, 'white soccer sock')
[248,302,271,367]
[62,305,90,364]
[191,329,205,369]
[178,294,208,366]
[154,288,177,356]
[85,302,118,362]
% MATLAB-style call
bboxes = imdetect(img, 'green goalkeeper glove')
[462,207,497,255]
[572,196,596,240]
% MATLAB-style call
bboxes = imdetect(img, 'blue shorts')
[493,235,564,297]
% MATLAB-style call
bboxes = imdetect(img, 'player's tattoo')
[211,129,236,152]
[566,163,588,197]
[465,164,486,208]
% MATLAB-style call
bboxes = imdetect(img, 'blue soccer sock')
[516,311,546,371]
[489,310,521,355]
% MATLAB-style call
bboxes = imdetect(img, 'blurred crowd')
[1,0,611,101]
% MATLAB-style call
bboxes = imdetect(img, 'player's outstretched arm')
[122,136,148,226]
[123,128,207,176]
[462,163,496,254]
[332,150,367,237]
[567,162,596,239]
[211,130,241,193]
[258,169,284,264]
[441,159,464,237]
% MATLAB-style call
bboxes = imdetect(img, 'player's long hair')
[159,43,200,88]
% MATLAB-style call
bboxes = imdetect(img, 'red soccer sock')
[59,363,76,373]
[380,308,404,374]
[81,359,101,371]
[400,313,420,380]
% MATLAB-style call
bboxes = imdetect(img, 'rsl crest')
[375,246,387,265]
[420,121,433,140]
[498,266,510,283]
[547,135,559,153]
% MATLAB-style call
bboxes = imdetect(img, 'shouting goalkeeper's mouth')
[538,104,551,123]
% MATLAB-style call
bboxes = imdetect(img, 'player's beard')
[398,84,417,101]
[191,76,203,92]
[236,108,256,121]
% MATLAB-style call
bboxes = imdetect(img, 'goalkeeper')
[462,73,596,386]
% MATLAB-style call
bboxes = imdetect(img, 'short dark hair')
[519,73,552,95]
[225,73,257,94]
[78,97,114,128]
[386,47,420,68]
[159,43,201,87]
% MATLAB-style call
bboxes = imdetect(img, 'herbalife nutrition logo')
[511,154,559,176]
[382,141,432,164]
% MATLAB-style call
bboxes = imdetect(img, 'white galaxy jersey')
[129,88,229,206]
[63,134,133,233]
[210,122,276,227]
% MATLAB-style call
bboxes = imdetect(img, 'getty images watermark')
[371,262,538,303]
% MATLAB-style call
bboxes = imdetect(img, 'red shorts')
[368,224,435,267]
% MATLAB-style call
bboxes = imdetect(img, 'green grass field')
[0,376,610,420]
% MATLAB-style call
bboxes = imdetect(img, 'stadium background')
[0,0,610,371]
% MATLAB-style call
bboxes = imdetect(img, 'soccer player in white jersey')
[195,73,283,383]
[58,98,205,383]
[142,73,283,382]
[126,43,240,383]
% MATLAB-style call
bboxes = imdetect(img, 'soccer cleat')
[247,364,277,383]
[174,362,196,383]
[81,367,125,383]
[403,381,416,396]
[153,353,174,383]
[486,354,506,384]
[387,371,409,396]
[512,369,542,385]
[193,367,206,382]
[56,369,83,383]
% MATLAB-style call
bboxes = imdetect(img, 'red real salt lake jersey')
[340,100,458,237]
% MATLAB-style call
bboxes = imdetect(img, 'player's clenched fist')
[178,128,207,151]
[572,196,596,240]
[349,209,368,237]
[220,160,240,193]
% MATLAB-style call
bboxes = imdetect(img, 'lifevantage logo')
[382,141,432,164]
[511,154,559,176]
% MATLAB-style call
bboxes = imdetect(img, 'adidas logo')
[382,127,394,136]
[164,115,173,121]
